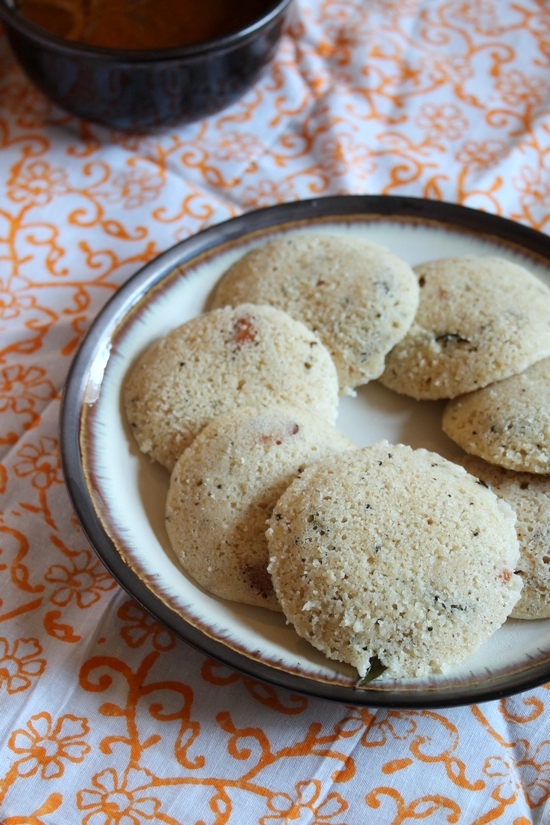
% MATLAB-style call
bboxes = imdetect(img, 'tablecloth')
[1,1,550,822]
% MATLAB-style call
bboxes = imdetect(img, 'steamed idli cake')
[124,303,339,471]
[165,407,354,610]
[380,256,550,400]
[459,455,550,620]
[208,233,419,395]
[443,356,550,474]
[267,442,521,679]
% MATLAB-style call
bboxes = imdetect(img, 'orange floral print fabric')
[1,0,550,822]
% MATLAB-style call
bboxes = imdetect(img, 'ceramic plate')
[61,195,550,708]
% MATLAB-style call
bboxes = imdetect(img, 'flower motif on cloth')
[455,139,510,172]
[0,637,46,694]
[260,780,347,825]
[45,550,116,609]
[7,162,69,208]
[117,601,176,652]
[0,365,57,434]
[77,766,169,825]
[415,103,468,144]
[13,436,63,491]
[495,70,550,109]
[7,712,91,780]
[484,742,550,809]
[106,166,166,210]
[0,275,37,324]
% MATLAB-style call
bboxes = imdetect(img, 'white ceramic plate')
[61,195,550,708]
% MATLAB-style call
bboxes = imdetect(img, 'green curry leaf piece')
[354,657,388,688]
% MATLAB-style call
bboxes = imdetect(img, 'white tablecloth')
[1,1,550,822]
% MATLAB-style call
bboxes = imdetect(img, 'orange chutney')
[15,0,273,50]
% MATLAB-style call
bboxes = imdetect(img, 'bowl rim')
[0,0,293,61]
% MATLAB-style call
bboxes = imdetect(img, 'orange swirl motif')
[1,0,550,821]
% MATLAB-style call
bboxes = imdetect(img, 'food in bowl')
[13,0,278,50]
[0,0,292,130]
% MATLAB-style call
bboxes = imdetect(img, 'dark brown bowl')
[0,0,292,131]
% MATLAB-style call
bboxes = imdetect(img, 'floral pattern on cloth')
[1,0,550,822]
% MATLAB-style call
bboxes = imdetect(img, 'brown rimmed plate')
[60,195,550,708]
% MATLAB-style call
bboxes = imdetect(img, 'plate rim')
[60,194,550,709]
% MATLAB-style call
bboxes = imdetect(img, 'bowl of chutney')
[0,0,293,131]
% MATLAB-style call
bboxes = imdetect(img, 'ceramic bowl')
[0,0,292,131]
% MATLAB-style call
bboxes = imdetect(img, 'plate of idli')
[61,195,550,708]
